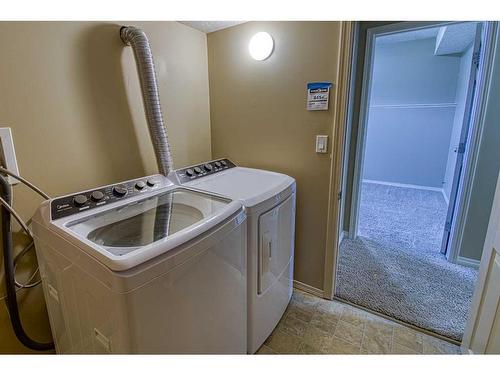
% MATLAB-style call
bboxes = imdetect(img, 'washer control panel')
[176,158,236,184]
[51,175,166,220]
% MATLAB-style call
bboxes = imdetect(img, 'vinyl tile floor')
[256,289,461,355]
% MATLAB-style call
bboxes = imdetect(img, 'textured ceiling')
[179,21,246,33]
[376,22,478,55]
[435,22,478,55]
[376,27,440,45]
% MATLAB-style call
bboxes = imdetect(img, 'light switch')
[316,135,328,153]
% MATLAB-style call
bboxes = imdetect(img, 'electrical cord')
[0,196,33,237]
[0,172,54,350]
[0,166,50,200]
[0,210,41,294]
[0,197,41,286]
[0,261,39,302]
[0,214,41,296]
[0,168,44,286]
[0,241,41,301]
[13,241,41,288]
[0,168,46,290]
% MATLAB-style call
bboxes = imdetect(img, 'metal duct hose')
[120,26,173,176]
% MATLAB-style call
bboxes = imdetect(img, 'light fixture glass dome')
[249,32,274,61]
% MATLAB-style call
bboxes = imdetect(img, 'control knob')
[90,191,104,202]
[73,194,88,207]
[113,185,128,197]
[215,161,222,168]
[194,167,202,174]
[203,163,213,172]
[135,181,146,190]
[221,160,227,166]
[147,178,160,187]
[185,169,194,177]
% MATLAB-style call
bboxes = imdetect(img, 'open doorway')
[334,21,493,342]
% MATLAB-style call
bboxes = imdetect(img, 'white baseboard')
[339,230,347,243]
[293,280,324,298]
[457,256,481,269]
[460,346,473,354]
[363,179,444,193]
[442,190,450,205]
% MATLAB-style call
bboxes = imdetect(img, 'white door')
[441,23,482,254]
[462,172,500,354]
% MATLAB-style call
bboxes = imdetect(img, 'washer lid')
[64,188,242,270]
[183,167,295,207]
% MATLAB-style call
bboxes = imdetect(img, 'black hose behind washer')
[0,174,54,351]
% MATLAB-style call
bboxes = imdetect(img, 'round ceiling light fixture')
[248,32,274,61]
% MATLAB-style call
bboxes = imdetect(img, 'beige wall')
[0,21,211,353]
[207,21,341,290]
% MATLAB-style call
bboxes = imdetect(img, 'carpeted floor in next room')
[336,181,478,341]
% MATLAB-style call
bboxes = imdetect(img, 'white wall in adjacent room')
[363,38,460,188]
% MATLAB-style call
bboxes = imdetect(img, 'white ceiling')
[179,21,246,33]
[435,22,478,55]
[376,22,478,55]
[376,27,440,45]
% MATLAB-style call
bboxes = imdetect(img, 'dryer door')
[258,194,295,294]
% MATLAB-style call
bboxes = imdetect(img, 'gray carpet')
[336,182,478,341]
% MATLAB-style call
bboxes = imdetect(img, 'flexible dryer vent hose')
[120,26,174,176]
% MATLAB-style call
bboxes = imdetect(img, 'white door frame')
[348,22,452,238]
[440,23,482,256]
[347,21,497,266]
[446,22,498,264]
[322,21,356,299]
[462,171,500,353]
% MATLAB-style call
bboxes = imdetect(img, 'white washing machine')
[32,174,247,354]
[170,159,296,353]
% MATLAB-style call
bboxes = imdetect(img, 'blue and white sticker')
[307,82,332,111]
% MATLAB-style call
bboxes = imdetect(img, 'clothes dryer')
[171,159,296,353]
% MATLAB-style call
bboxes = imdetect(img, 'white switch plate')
[315,135,328,153]
[0,127,20,185]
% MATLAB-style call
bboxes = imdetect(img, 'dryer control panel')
[51,174,169,220]
[175,158,236,184]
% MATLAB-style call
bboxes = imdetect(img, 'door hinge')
[472,51,481,68]
[444,221,452,232]
[457,142,466,154]
[337,190,342,200]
